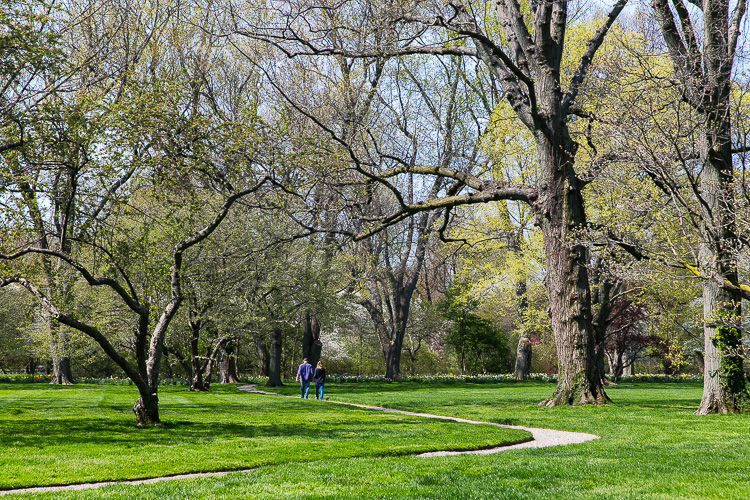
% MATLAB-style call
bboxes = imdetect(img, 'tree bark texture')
[302,311,322,367]
[514,336,532,380]
[253,333,270,377]
[133,391,160,426]
[535,129,607,406]
[265,326,283,387]
[652,0,749,414]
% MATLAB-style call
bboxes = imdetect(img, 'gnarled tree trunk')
[536,127,607,406]
[133,391,160,426]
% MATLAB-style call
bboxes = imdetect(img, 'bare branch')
[562,0,629,113]
[0,247,146,314]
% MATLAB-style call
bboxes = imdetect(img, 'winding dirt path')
[0,384,598,496]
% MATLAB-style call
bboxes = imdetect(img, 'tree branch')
[562,0,629,113]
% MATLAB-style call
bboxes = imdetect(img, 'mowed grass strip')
[269,380,750,499]
[5,381,749,499]
[0,383,529,490]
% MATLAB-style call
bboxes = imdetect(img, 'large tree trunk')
[133,390,160,426]
[219,342,240,383]
[384,334,403,381]
[253,334,270,377]
[265,327,283,387]
[695,51,747,413]
[384,297,412,381]
[651,0,748,414]
[49,321,75,385]
[514,335,532,380]
[51,355,75,385]
[302,311,322,367]
[535,127,607,406]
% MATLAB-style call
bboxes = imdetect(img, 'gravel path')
[0,384,598,496]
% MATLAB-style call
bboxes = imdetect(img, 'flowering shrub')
[618,373,704,383]
[0,375,187,385]
[237,376,270,384]
[328,373,559,384]
[327,373,705,384]
[0,374,51,383]
[0,373,704,385]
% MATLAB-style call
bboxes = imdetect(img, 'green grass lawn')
[0,382,527,492]
[2,380,749,499]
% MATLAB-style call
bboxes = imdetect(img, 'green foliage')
[713,326,750,411]
[0,0,62,91]
[437,281,511,374]
[0,286,36,371]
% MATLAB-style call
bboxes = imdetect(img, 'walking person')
[295,358,314,399]
[314,361,326,400]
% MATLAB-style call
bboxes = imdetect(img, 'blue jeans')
[315,382,325,400]
[300,381,310,399]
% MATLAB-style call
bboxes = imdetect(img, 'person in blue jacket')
[314,361,326,400]
[295,358,314,398]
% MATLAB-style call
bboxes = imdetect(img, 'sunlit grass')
[2,381,749,499]
[0,383,528,491]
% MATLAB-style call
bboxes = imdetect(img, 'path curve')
[238,385,599,457]
[0,384,598,496]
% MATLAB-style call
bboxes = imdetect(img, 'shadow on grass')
[0,409,486,452]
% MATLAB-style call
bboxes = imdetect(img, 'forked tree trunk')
[133,391,160,426]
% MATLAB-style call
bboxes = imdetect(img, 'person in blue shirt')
[295,358,314,399]
[314,361,326,400]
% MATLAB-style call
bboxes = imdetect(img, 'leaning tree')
[1,0,280,424]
